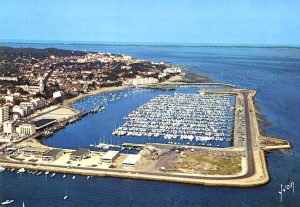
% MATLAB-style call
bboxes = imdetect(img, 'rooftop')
[20,147,48,153]
[43,149,63,157]
[70,148,90,157]
[101,150,120,160]
[32,119,57,129]
[123,154,141,165]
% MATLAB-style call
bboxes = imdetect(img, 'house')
[42,149,64,161]
[20,147,48,156]
[70,148,90,161]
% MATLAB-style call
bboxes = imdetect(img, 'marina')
[0,87,289,191]
[0,45,298,207]
[41,86,234,150]
[114,93,235,142]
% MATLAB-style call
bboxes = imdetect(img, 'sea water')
[0,44,299,207]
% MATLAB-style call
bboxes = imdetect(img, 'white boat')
[36,172,42,176]
[45,171,49,175]
[72,176,76,180]
[23,201,25,207]
[51,173,56,177]
[0,167,5,172]
[1,200,14,205]
[63,174,66,178]
[64,195,69,200]
[17,168,26,173]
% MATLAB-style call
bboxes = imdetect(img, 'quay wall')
[0,160,269,187]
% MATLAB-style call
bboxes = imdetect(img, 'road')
[240,91,255,178]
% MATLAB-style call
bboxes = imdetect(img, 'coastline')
[1,42,300,49]
[0,72,291,187]
[0,86,290,187]
[61,71,232,107]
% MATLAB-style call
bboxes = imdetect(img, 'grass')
[175,152,242,175]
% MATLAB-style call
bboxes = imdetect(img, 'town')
[0,46,181,142]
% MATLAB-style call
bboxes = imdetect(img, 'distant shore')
[1,41,300,49]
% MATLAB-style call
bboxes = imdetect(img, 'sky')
[0,0,300,45]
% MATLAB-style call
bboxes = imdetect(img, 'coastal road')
[240,91,255,178]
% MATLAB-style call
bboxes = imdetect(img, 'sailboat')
[1,200,14,205]
[23,201,26,207]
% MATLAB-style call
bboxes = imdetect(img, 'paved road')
[240,91,255,178]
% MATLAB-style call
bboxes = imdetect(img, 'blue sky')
[0,0,299,45]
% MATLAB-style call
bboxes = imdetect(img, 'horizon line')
[0,40,300,49]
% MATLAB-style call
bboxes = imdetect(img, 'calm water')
[41,86,234,149]
[0,44,300,207]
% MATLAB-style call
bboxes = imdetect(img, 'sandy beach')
[62,85,129,106]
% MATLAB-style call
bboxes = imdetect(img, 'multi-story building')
[3,120,15,135]
[19,102,35,111]
[125,77,159,86]
[30,97,47,109]
[16,123,36,136]
[0,104,10,126]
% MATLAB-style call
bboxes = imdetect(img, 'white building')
[122,154,141,167]
[53,91,62,99]
[30,97,47,109]
[3,120,14,135]
[101,151,120,163]
[19,78,45,94]
[125,77,159,86]
[16,123,36,136]
[0,104,9,126]
[0,76,18,81]
[5,95,14,103]
[163,67,182,74]
[19,102,35,111]
[12,105,27,117]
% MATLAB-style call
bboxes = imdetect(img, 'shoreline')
[1,42,300,49]
[61,72,234,107]
[62,85,129,106]
[0,88,291,187]
[0,77,291,187]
